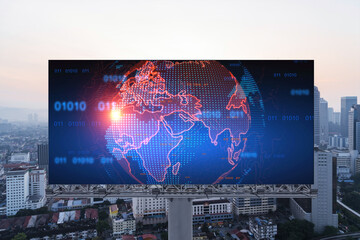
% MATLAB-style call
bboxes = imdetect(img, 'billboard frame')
[46,184,317,199]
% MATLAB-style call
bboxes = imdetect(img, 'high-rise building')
[6,169,29,216]
[314,86,320,145]
[348,105,360,151]
[29,169,46,199]
[336,152,351,168]
[328,107,334,123]
[27,169,46,210]
[192,198,232,224]
[132,197,168,225]
[341,97,357,137]
[328,135,347,149]
[290,149,338,232]
[37,144,49,174]
[232,198,276,215]
[311,150,338,232]
[6,168,46,216]
[333,112,341,125]
[357,123,360,152]
[320,98,329,144]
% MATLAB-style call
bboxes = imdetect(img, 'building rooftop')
[193,199,229,205]
[251,217,275,226]
[338,153,351,157]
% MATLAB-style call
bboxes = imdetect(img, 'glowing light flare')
[111,110,122,121]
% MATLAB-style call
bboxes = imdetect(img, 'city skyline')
[0,0,360,113]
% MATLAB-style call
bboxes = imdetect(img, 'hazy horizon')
[1,0,359,113]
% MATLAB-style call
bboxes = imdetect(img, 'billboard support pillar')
[168,198,193,240]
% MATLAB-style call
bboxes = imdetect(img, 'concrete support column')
[168,198,193,240]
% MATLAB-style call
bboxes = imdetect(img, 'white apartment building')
[6,168,46,216]
[112,214,136,237]
[192,198,232,224]
[249,217,277,240]
[6,168,29,216]
[27,169,46,209]
[337,152,351,168]
[132,197,168,224]
[29,169,46,196]
[233,198,276,215]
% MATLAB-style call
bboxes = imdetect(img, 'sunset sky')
[0,0,359,112]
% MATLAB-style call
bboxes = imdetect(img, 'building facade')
[192,198,232,224]
[328,135,347,149]
[320,98,329,144]
[112,214,136,237]
[348,105,360,152]
[314,86,320,145]
[6,168,46,216]
[249,217,277,240]
[6,169,29,216]
[355,156,360,174]
[290,149,338,233]
[37,144,49,174]
[132,197,168,225]
[337,152,351,168]
[233,198,276,216]
[341,96,357,137]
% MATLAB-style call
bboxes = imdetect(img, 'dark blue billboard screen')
[49,60,314,184]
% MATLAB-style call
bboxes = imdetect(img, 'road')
[319,231,360,240]
[337,199,360,218]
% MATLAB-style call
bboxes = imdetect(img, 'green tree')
[322,226,338,236]
[343,192,360,212]
[12,233,27,240]
[277,219,314,240]
[96,220,110,235]
[103,200,111,205]
[98,210,109,220]
[348,225,359,232]
[160,231,168,240]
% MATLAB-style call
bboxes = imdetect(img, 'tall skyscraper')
[333,112,341,125]
[341,97,357,137]
[348,104,360,151]
[290,149,338,232]
[314,86,320,145]
[311,150,338,232]
[320,98,329,144]
[328,107,334,123]
[37,144,49,174]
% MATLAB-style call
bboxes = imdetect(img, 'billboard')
[49,60,314,184]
